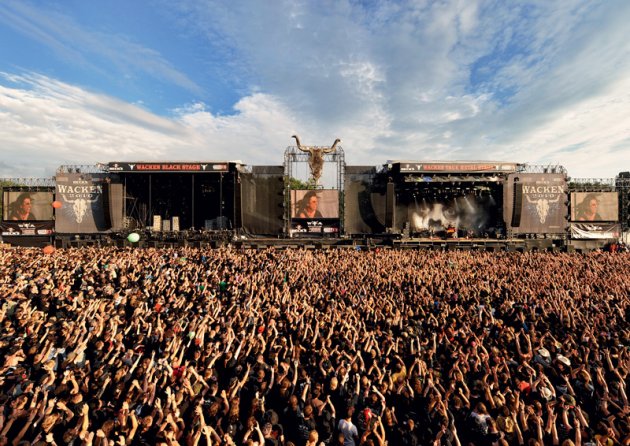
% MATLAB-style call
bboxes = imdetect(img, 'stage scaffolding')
[567,176,630,234]
[568,178,616,191]
[0,178,56,188]
[283,144,345,235]
[56,164,108,175]
[615,175,630,232]
[517,163,568,175]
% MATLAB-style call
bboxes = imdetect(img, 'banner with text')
[570,223,620,239]
[107,162,229,173]
[290,218,340,236]
[55,174,109,233]
[504,173,567,234]
[1,221,54,236]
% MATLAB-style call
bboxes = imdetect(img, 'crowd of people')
[0,246,628,446]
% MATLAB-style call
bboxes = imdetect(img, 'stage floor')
[6,233,571,252]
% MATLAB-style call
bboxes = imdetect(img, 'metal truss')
[0,178,56,188]
[517,164,567,174]
[56,164,108,174]
[615,177,630,231]
[568,178,616,192]
[283,145,345,234]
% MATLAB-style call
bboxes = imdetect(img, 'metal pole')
[192,174,195,230]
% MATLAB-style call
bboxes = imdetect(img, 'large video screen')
[571,192,618,222]
[2,191,54,221]
[291,190,339,219]
[408,193,499,234]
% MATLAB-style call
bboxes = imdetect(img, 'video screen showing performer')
[291,190,339,219]
[3,191,54,221]
[571,192,618,222]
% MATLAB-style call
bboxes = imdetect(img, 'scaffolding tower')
[283,144,345,235]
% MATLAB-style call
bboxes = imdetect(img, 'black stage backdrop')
[240,166,284,235]
[344,166,386,234]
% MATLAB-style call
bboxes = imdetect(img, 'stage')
[44,231,568,252]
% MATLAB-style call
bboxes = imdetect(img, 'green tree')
[287,177,312,190]
[0,180,20,219]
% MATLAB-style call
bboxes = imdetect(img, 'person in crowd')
[0,247,628,446]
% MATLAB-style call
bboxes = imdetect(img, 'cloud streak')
[0,0,629,180]
[0,73,302,178]
[0,1,202,94]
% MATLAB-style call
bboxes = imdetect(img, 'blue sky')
[1,0,629,179]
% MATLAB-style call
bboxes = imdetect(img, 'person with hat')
[533,347,552,369]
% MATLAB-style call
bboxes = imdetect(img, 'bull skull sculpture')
[292,135,340,186]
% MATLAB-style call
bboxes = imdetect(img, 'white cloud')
[0,73,304,178]
[1,0,630,180]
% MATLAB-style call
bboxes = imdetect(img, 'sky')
[0,0,629,180]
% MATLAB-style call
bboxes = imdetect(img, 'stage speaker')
[108,182,124,230]
[172,216,180,232]
[385,182,395,228]
[152,215,162,232]
[234,175,243,229]
[511,183,523,227]
[101,181,112,230]
[162,220,171,231]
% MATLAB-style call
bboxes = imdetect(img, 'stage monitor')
[571,192,618,222]
[291,190,339,219]
[2,191,54,221]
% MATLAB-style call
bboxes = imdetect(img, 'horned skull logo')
[525,195,561,224]
[62,194,99,224]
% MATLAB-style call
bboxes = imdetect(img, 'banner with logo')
[1,221,54,236]
[290,219,340,236]
[396,162,518,173]
[107,162,229,173]
[570,223,620,239]
[504,173,567,234]
[55,174,109,233]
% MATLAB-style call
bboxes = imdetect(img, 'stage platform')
[228,236,555,252]
[4,233,574,252]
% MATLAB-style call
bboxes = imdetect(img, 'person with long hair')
[297,191,323,219]
[9,192,36,220]
[576,193,602,221]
